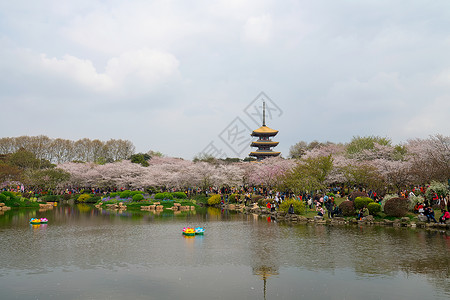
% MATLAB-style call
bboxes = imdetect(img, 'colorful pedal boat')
[182,227,195,236]
[195,227,205,235]
[30,218,41,225]
[29,218,48,224]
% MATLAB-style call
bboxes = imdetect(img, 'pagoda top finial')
[262,101,266,126]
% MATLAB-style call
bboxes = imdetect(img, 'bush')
[367,203,382,215]
[146,186,157,194]
[425,181,449,200]
[21,192,33,199]
[155,192,173,200]
[354,197,374,210]
[109,192,119,198]
[63,194,72,200]
[384,197,409,217]
[88,195,101,203]
[408,195,424,211]
[0,193,6,202]
[252,195,263,203]
[207,194,221,205]
[172,192,187,199]
[258,198,270,207]
[348,191,369,201]
[381,194,397,210]
[279,198,305,215]
[77,194,91,203]
[1,191,16,199]
[229,194,238,203]
[119,190,132,198]
[132,193,144,201]
[42,195,61,202]
[192,194,208,204]
[339,201,356,216]
[2,195,39,208]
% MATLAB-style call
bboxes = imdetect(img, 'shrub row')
[279,199,305,215]
[348,191,369,201]
[354,197,374,210]
[154,192,187,200]
[339,200,382,217]
[0,191,39,208]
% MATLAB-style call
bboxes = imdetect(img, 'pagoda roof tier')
[251,126,278,136]
[250,141,279,147]
[249,151,281,157]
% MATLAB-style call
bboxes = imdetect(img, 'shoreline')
[221,203,450,230]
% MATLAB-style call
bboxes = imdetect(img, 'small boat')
[195,227,205,235]
[29,218,48,224]
[182,227,195,236]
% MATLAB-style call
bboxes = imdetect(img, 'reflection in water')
[250,217,280,300]
[253,266,279,300]
[0,205,448,299]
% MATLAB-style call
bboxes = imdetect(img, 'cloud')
[1,1,450,158]
[37,48,180,96]
[40,54,113,92]
[105,49,180,93]
[404,95,450,137]
[242,14,273,44]
[325,72,404,113]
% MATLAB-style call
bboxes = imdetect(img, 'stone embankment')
[221,203,450,229]
[0,203,11,212]
[164,202,195,211]
[39,203,54,209]
[141,202,195,212]
[95,202,127,211]
[0,202,54,214]
[95,201,195,212]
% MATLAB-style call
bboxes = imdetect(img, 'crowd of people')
[414,202,450,224]
[2,183,450,223]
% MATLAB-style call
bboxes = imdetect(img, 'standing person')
[307,197,312,210]
[325,198,333,219]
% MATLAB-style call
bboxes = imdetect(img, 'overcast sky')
[1,0,450,159]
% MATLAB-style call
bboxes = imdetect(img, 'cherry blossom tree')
[406,135,450,183]
[248,157,296,188]
[279,155,334,194]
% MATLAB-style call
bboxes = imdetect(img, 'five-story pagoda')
[249,102,281,160]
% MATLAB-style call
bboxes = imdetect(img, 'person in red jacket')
[439,210,450,224]
[418,203,424,214]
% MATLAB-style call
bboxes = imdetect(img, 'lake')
[0,204,449,299]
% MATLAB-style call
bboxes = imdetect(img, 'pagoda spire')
[262,101,266,126]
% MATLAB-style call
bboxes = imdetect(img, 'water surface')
[0,205,449,299]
